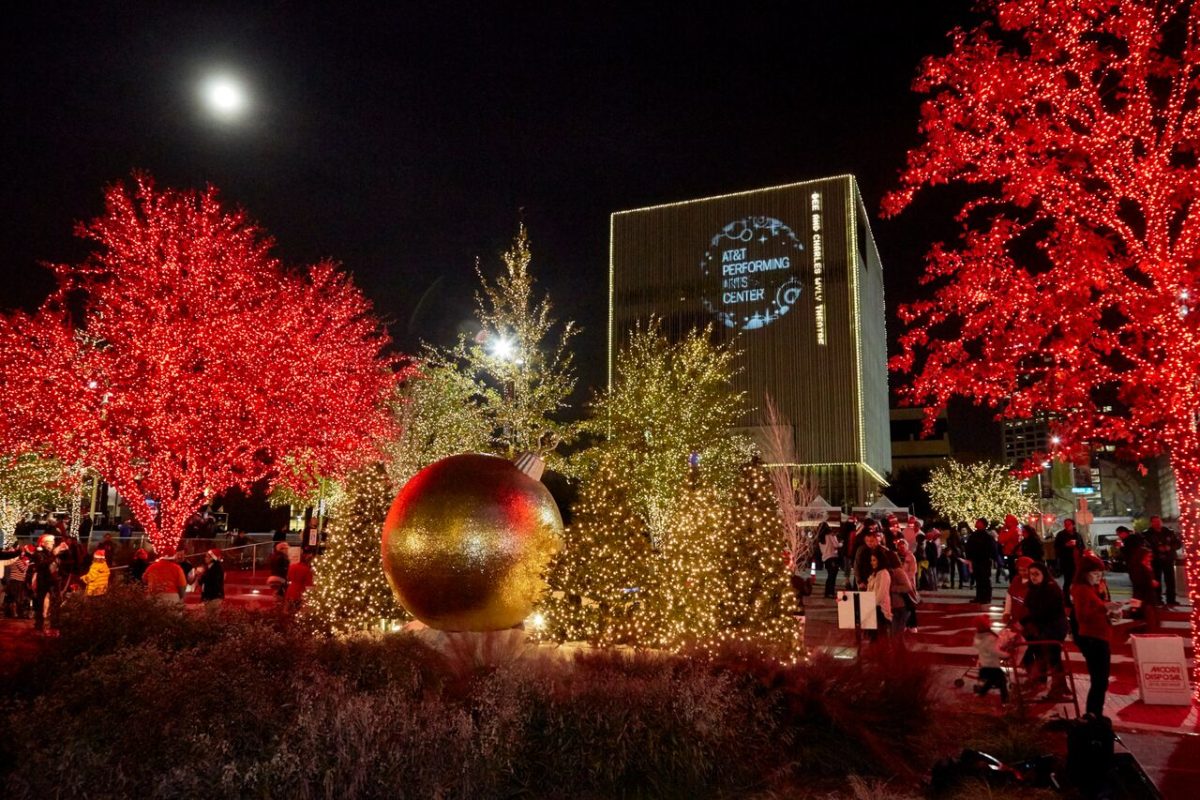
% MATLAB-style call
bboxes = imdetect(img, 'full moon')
[200,74,248,119]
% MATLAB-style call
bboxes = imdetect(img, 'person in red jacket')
[284,549,316,611]
[1071,553,1114,717]
[996,514,1020,580]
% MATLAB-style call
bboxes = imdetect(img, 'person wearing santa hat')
[80,548,110,596]
[30,533,67,635]
[199,548,225,604]
[1071,553,1114,717]
[144,550,189,603]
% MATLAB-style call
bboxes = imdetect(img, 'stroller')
[954,629,1081,717]
[953,623,1023,695]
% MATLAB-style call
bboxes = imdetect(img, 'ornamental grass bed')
[0,587,1052,799]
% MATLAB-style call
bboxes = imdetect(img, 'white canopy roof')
[852,494,907,515]
[797,494,841,526]
[802,494,837,511]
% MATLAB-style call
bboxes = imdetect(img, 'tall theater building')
[609,175,890,506]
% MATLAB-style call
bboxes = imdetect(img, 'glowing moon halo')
[200,74,249,120]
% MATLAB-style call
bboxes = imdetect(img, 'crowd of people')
[1,522,318,636]
[812,512,1184,719]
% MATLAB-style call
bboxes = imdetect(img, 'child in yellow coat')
[81,550,111,596]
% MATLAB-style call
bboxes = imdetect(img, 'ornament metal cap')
[512,452,545,481]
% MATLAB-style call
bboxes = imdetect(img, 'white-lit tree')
[450,225,578,463]
[383,355,495,489]
[302,464,407,635]
[578,318,753,544]
[925,460,1036,526]
[0,453,69,545]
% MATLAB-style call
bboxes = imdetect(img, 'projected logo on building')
[700,216,804,330]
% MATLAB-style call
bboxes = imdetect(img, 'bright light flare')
[201,74,248,120]
[489,336,515,361]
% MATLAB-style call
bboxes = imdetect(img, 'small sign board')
[837,591,877,630]
[1130,634,1192,705]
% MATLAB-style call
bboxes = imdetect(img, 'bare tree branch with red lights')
[885,0,1200,692]
[0,176,399,553]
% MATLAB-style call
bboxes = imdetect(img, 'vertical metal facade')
[609,176,890,505]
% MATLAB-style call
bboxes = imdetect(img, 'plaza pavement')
[803,572,1199,798]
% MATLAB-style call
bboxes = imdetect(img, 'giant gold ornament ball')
[381,453,563,631]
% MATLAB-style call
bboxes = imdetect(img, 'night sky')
[2,1,980,398]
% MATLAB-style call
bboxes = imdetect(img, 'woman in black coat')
[199,549,225,603]
[1022,561,1070,698]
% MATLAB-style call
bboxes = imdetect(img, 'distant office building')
[609,176,889,506]
[890,407,951,473]
[1003,416,1053,465]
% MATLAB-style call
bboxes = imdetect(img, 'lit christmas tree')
[713,462,797,656]
[0,175,399,554]
[655,472,727,652]
[887,0,1200,693]
[541,461,794,658]
[578,319,753,544]
[383,356,495,489]
[302,463,408,635]
[541,321,795,655]
[303,359,499,635]
[448,225,578,465]
[539,458,657,646]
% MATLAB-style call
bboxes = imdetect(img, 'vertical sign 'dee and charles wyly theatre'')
[609,176,889,506]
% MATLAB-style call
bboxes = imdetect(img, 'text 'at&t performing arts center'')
[609,175,890,506]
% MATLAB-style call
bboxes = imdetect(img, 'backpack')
[1066,714,1114,790]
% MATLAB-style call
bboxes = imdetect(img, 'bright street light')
[489,336,516,362]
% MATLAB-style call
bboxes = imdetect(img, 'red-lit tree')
[885,0,1200,691]
[0,176,399,553]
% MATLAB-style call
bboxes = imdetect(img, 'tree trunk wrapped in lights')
[886,0,1200,694]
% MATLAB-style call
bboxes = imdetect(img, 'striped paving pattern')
[805,582,1197,734]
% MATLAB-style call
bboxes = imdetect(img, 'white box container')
[1130,634,1192,706]
[837,590,877,630]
